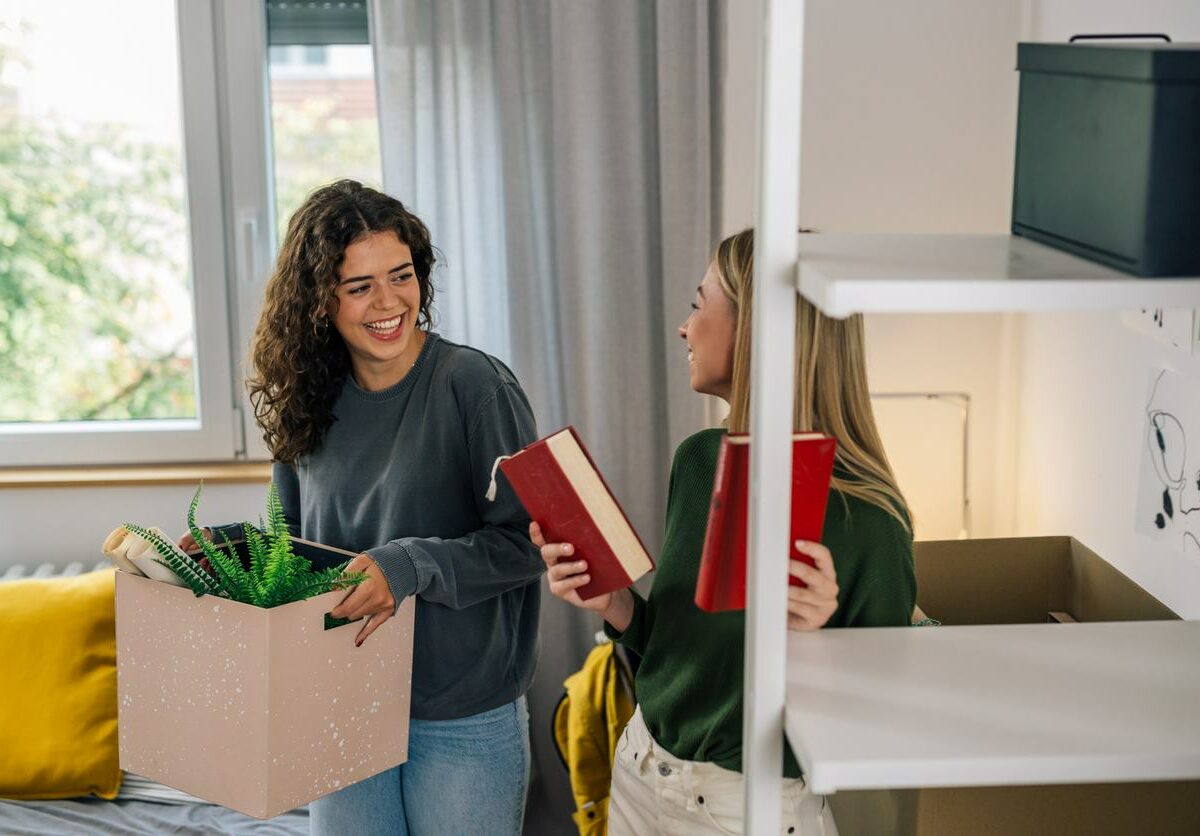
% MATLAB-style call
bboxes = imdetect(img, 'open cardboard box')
[828,536,1199,836]
[115,570,415,819]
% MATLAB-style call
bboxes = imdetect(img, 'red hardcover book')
[499,427,654,600]
[694,432,837,612]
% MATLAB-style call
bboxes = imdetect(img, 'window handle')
[239,212,260,286]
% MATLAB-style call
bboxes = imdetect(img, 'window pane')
[0,1,197,423]
[268,44,382,242]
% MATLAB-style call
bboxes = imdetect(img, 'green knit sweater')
[607,428,916,777]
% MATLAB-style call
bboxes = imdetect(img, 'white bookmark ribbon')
[485,454,516,502]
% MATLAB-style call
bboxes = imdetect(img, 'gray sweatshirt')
[260,333,543,720]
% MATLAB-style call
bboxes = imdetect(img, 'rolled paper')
[101,526,146,576]
[125,527,188,587]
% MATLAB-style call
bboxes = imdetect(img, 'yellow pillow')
[0,568,122,799]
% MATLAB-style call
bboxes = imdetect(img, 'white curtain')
[371,2,722,831]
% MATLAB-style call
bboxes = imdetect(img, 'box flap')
[914,537,1070,625]
[1067,540,1179,621]
[1017,42,1200,82]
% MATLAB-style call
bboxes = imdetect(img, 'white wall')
[723,0,1020,235]
[0,482,267,569]
[1013,0,1200,617]
[721,0,1024,538]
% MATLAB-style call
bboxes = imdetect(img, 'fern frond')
[266,482,289,540]
[185,483,207,552]
[258,532,293,608]
[123,522,218,597]
[244,524,270,600]
[208,530,257,604]
[275,570,367,607]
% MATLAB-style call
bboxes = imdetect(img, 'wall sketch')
[1136,369,1200,555]
[1121,308,1195,354]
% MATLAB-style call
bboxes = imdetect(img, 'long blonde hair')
[717,229,912,532]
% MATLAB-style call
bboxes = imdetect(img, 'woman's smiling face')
[678,260,736,400]
[330,230,426,391]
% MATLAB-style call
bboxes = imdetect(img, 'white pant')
[608,707,839,836]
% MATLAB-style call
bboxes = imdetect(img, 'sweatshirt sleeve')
[603,588,650,656]
[367,379,544,610]
[271,460,302,537]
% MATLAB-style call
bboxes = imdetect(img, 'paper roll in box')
[1012,37,1200,276]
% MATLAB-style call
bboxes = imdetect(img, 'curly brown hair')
[247,180,437,463]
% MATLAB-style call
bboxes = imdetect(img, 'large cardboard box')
[828,536,1199,836]
[115,570,415,819]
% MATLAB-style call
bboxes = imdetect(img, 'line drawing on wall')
[1136,369,1200,555]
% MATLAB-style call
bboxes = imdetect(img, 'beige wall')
[1,482,269,569]
[720,0,1024,539]
[1012,0,1200,617]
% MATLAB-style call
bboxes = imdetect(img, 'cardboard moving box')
[914,536,1178,626]
[828,536,1198,836]
[116,570,415,819]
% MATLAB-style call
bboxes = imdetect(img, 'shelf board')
[796,234,1200,316]
[784,621,1200,795]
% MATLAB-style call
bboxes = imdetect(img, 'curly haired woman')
[183,180,542,835]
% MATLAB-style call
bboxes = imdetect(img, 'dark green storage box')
[1012,40,1200,277]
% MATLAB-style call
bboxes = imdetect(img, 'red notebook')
[499,426,654,600]
[694,432,837,612]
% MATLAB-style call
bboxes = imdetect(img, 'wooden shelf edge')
[0,461,274,489]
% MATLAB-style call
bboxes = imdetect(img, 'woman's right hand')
[176,527,212,553]
[532,521,634,631]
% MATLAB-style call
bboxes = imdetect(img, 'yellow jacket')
[552,641,635,835]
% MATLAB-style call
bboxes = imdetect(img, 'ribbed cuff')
[367,541,419,610]
[602,590,646,653]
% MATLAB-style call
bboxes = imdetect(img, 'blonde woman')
[534,229,916,834]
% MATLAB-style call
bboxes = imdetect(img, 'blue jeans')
[309,696,530,836]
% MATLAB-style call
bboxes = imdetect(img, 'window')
[0,0,236,465]
[266,4,381,241]
[0,0,384,467]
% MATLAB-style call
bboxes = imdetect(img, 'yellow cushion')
[0,569,122,799]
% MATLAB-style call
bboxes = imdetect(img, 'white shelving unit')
[783,621,1200,795]
[797,233,1200,317]
[742,1,1200,829]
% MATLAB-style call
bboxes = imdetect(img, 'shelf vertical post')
[744,0,804,831]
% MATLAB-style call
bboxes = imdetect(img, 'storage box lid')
[1017,41,1200,82]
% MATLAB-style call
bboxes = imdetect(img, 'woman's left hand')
[787,540,839,632]
[329,554,397,647]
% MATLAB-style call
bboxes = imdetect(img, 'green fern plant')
[125,482,366,608]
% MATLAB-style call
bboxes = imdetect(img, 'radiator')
[0,560,110,582]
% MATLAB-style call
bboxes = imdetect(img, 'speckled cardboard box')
[115,570,414,819]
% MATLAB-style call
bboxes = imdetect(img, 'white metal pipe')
[743,0,804,832]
